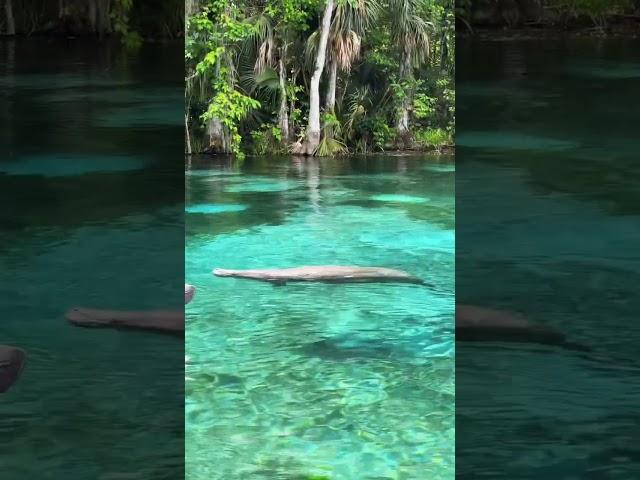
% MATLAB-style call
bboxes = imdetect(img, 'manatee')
[0,346,26,393]
[213,266,425,285]
[456,304,590,351]
[185,284,196,304]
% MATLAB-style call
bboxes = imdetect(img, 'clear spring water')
[0,40,184,479]
[457,39,640,478]
[186,155,454,479]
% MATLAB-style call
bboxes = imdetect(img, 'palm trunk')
[304,0,335,155]
[88,0,97,33]
[325,60,338,113]
[185,94,192,155]
[59,0,64,18]
[185,116,192,155]
[278,49,290,142]
[288,67,299,138]
[440,4,451,71]
[4,0,16,35]
[396,47,412,145]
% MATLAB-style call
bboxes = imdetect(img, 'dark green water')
[457,39,640,478]
[186,155,454,479]
[0,39,184,478]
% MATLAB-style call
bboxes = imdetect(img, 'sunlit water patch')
[224,179,301,193]
[456,131,579,151]
[567,62,640,79]
[422,163,456,173]
[370,194,429,204]
[95,104,184,127]
[186,156,454,480]
[186,203,247,214]
[40,87,183,104]
[0,73,135,90]
[0,154,149,176]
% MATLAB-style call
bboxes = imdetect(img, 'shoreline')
[185,148,455,161]
[184,145,456,159]
[0,34,182,42]
[458,22,640,41]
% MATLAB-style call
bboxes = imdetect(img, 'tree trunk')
[208,118,228,153]
[278,50,290,142]
[185,117,192,155]
[185,94,192,155]
[325,60,338,113]
[58,0,64,18]
[288,67,299,139]
[88,0,97,33]
[97,0,112,37]
[185,0,199,18]
[396,47,412,146]
[304,0,335,155]
[4,0,16,35]
[440,6,448,70]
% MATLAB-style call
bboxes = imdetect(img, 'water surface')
[186,155,454,480]
[457,39,640,479]
[0,39,184,479]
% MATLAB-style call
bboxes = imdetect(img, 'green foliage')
[413,93,436,120]
[317,113,348,156]
[202,82,261,160]
[0,0,184,38]
[458,0,635,27]
[550,0,632,16]
[251,124,286,155]
[111,0,143,49]
[415,127,451,150]
[186,0,454,157]
[265,0,318,30]
[359,115,395,151]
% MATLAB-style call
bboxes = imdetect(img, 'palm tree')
[301,0,335,155]
[324,0,379,113]
[248,12,293,142]
[389,0,432,145]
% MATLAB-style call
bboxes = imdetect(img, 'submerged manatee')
[300,339,395,361]
[213,266,425,285]
[185,284,196,304]
[456,305,590,351]
[0,346,26,393]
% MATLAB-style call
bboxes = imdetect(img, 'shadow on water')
[457,38,640,478]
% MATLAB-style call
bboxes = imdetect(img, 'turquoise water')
[186,155,454,480]
[457,39,640,478]
[0,154,150,176]
[0,40,184,478]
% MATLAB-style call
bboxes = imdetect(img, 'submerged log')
[213,266,426,285]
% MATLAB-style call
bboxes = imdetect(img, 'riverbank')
[458,17,640,41]
[187,145,455,159]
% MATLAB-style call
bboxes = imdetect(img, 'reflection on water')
[186,155,454,479]
[0,40,183,478]
[457,39,640,478]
